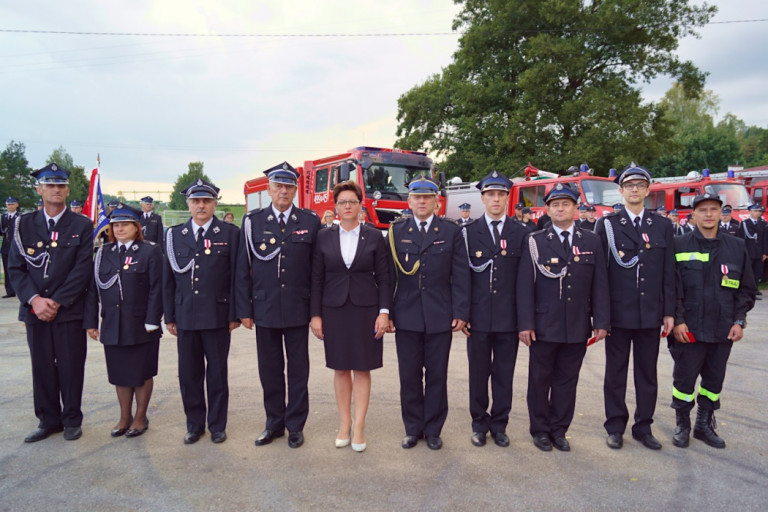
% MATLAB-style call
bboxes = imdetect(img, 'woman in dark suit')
[310,181,390,452]
[85,204,163,438]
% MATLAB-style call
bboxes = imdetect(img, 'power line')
[1,19,766,38]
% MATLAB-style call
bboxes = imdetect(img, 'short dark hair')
[333,181,363,203]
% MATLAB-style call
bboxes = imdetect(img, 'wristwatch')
[733,319,746,328]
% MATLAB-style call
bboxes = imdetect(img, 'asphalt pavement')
[0,293,766,511]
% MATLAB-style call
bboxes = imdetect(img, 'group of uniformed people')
[2,160,760,454]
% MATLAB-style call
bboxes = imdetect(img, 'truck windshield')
[581,179,622,206]
[363,164,431,200]
[703,183,753,209]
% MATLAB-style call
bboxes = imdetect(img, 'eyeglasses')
[622,182,649,190]
[336,200,360,207]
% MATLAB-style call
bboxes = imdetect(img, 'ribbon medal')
[572,245,580,262]
[500,239,507,256]
[123,256,133,270]
[642,233,650,249]
[204,239,212,255]
[50,231,59,247]
[721,264,739,288]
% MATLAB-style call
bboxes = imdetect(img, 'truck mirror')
[438,171,447,197]
[339,162,352,181]
[360,157,373,170]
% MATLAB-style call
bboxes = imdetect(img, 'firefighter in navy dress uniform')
[2,196,21,297]
[517,183,610,452]
[595,164,675,451]
[163,179,240,445]
[8,164,93,443]
[235,162,320,449]
[719,205,739,236]
[139,196,164,245]
[84,203,163,438]
[457,203,472,226]
[69,199,84,215]
[461,171,527,448]
[669,194,756,449]
[737,203,767,298]
[387,176,470,450]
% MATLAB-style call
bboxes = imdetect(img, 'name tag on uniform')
[721,277,739,289]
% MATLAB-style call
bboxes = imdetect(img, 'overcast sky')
[1,0,766,203]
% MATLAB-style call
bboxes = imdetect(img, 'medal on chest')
[500,239,507,256]
[204,239,211,255]
[50,231,59,247]
[642,233,650,249]
[572,245,580,262]
[123,256,133,270]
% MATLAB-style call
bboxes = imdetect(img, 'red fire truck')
[711,166,768,217]
[445,163,622,222]
[647,169,755,223]
[243,146,444,230]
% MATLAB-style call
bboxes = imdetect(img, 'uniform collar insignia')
[110,244,117,252]
[646,216,653,225]
[547,232,554,240]
[132,244,139,252]
[291,214,298,222]
[213,225,220,234]
[575,230,583,239]
[267,214,274,222]
[181,227,189,235]
[619,217,627,225]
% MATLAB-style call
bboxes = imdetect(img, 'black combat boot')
[672,410,690,448]
[693,407,726,449]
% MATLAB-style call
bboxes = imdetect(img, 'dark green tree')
[169,162,210,210]
[395,0,716,180]
[45,146,89,203]
[0,141,36,209]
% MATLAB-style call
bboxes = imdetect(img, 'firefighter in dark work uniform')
[517,183,610,452]
[595,164,675,451]
[669,193,756,449]
[461,171,528,448]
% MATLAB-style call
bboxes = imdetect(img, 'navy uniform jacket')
[140,212,164,245]
[595,210,675,329]
[387,216,470,334]
[163,216,239,330]
[576,219,597,232]
[719,219,739,236]
[738,217,768,259]
[517,226,610,343]
[464,216,527,333]
[235,206,321,328]
[84,240,163,345]
[674,229,756,342]
[1,211,20,255]
[675,223,694,237]
[8,209,94,323]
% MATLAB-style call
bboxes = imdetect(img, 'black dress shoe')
[2,294,16,298]
[24,426,63,443]
[184,431,202,445]
[254,429,284,446]
[532,433,552,452]
[552,436,570,452]
[126,420,149,438]
[401,435,420,449]
[471,432,487,447]
[211,431,227,444]
[111,427,128,437]
[491,432,510,447]
[288,431,304,448]
[63,426,82,441]
[606,432,623,449]
[633,432,662,450]
[426,435,442,450]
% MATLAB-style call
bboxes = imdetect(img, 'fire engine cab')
[647,169,754,222]
[244,147,444,230]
